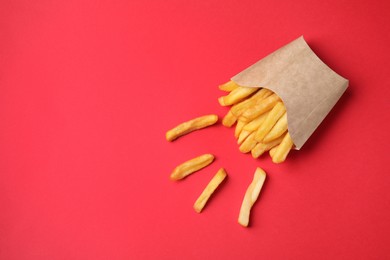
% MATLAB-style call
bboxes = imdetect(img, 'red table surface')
[0,0,389,259]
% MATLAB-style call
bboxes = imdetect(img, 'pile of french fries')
[218,81,294,163]
[166,115,267,227]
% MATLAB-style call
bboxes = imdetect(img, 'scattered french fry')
[193,168,227,213]
[222,110,237,127]
[218,86,258,106]
[239,132,258,153]
[240,93,280,122]
[263,112,288,142]
[251,134,285,158]
[166,115,218,142]
[164,80,304,225]
[170,154,214,180]
[238,167,266,227]
[255,102,286,142]
[272,132,294,163]
[218,81,239,92]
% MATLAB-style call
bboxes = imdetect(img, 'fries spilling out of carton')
[165,36,348,227]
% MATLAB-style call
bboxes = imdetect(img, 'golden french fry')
[269,145,279,158]
[238,167,266,227]
[252,143,267,159]
[218,96,226,106]
[222,110,237,127]
[239,132,257,153]
[166,115,218,142]
[272,133,294,163]
[218,80,239,92]
[251,134,285,158]
[240,93,280,122]
[231,88,271,117]
[230,92,260,117]
[217,83,295,164]
[242,111,270,132]
[263,112,288,143]
[218,86,258,106]
[237,112,270,144]
[234,119,246,138]
[170,154,214,180]
[237,129,251,145]
[193,168,227,213]
[237,106,270,146]
[255,102,286,142]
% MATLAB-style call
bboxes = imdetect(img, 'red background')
[0,0,389,259]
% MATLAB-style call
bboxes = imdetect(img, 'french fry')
[263,112,288,143]
[238,167,266,227]
[218,80,239,92]
[193,168,227,213]
[237,129,251,145]
[251,134,285,158]
[240,93,281,122]
[255,102,286,142]
[269,146,278,158]
[166,115,218,142]
[170,154,215,180]
[239,132,258,153]
[218,86,258,106]
[237,112,271,145]
[231,88,272,117]
[242,111,270,132]
[251,143,267,159]
[272,132,294,163]
[234,119,246,138]
[222,110,237,127]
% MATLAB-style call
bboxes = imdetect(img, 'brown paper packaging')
[231,36,348,149]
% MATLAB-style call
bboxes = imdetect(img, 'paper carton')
[231,36,348,149]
